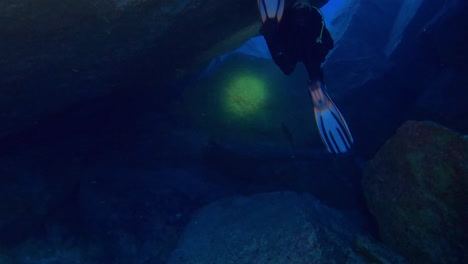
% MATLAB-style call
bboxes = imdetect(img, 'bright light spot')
[223,73,268,118]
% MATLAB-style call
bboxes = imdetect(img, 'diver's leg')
[304,61,324,83]
[304,53,353,154]
[264,34,296,75]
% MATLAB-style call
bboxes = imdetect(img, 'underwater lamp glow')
[223,72,268,118]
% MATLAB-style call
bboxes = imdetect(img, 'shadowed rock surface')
[0,146,81,246]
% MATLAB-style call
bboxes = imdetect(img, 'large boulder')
[363,120,468,263]
[168,192,404,264]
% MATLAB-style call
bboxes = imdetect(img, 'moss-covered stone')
[363,120,468,263]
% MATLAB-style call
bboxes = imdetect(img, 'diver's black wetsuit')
[260,4,334,82]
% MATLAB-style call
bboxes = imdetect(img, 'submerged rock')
[168,192,404,264]
[363,120,468,263]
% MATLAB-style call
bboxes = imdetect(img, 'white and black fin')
[309,81,354,154]
[257,0,285,23]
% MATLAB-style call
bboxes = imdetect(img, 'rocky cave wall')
[0,0,259,137]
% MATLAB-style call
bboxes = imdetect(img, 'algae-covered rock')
[363,120,468,263]
[168,192,404,264]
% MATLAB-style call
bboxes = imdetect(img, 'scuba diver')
[257,0,354,154]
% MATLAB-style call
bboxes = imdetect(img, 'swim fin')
[308,80,354,154]
[257,0,285,23]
